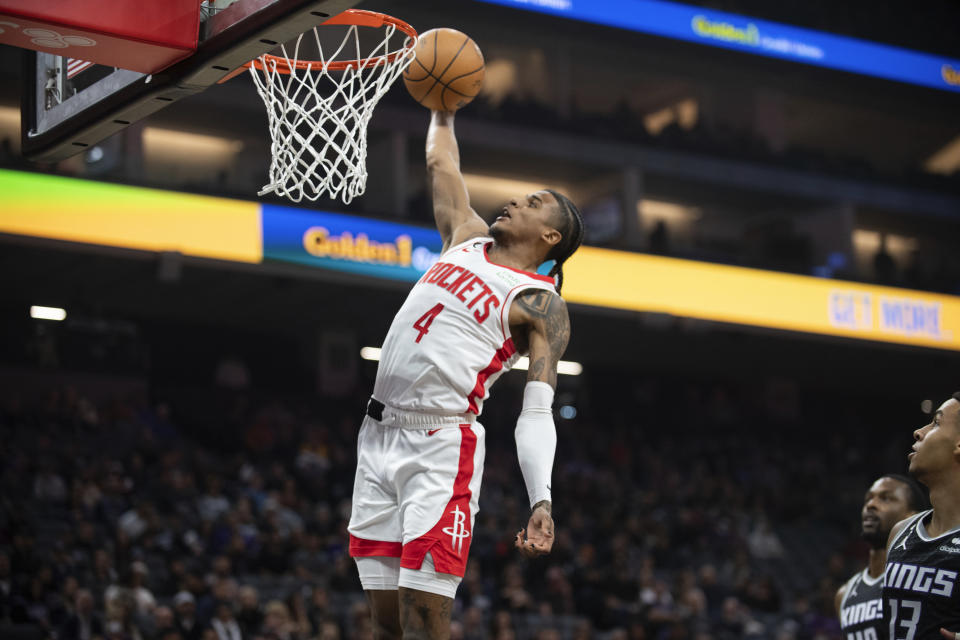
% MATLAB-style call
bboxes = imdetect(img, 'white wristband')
[514,381,556,507]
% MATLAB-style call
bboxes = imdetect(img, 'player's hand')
[939,628,959,639]
[515,500,554,558]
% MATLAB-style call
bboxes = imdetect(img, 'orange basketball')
[403,28,485,111]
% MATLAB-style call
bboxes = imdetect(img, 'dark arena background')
[2,1,960,639]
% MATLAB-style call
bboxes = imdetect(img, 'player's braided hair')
[544,189,584,295]
[880,473,930,512]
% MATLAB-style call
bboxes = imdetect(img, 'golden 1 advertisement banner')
[1,169,958,351]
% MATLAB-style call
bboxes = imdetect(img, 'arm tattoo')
[532,499,552,515]
[516,290,571,386]
[529,357,546,380]
[515,290,553,317]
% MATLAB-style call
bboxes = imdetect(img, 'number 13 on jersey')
[888,599,921,640]
[413,304,445,343]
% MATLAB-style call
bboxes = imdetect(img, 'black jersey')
[840,569,885,640]
[883,509,960,640]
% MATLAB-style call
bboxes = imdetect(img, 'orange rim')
[247,8,417,74]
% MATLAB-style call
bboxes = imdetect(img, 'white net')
[249,17,416,203]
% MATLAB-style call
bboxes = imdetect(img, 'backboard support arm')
[21,0,357,162]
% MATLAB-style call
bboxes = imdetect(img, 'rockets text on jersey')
[372,237,557,417]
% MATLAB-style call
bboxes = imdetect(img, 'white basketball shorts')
[348,412,485,598]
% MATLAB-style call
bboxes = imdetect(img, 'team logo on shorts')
[442,505,470,554]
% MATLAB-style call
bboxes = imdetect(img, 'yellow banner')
[2,169,957,351]
[562,247,960,351]
[0,170,261,263]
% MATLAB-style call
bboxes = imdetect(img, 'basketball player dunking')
[347,110,583,639]
[884,392,960,640]
[835,475,925,640]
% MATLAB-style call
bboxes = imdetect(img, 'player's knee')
[371,618,403,640]
[365,589,402,640]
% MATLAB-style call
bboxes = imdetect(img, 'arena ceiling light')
[643,98,699,135]
[461,174,572,216]
[360,347,382,361]
[360,347,582,376]
[462,174,547,196]
[924,134,960,175]
[640,199,702,225]
[513,357,583,376]
[30,305,67,321]
[142,127,244,167]
[557,360,584,376]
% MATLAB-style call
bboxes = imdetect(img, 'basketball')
[403,28,485,111]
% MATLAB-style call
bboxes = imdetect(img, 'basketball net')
[249,14,416,203]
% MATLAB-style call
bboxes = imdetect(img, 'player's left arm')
[510,289,570,558]
[834,581,848,619]
[885,517,911,554]
[517,289,569,389]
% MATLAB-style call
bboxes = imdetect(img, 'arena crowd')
[0,372,913,640]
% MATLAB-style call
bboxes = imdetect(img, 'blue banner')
[261,205,444,282]
[475,0,960,93]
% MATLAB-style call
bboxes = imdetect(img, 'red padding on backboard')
[0,0,199,74]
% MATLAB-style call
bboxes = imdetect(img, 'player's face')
[908,397,960,481]
[491,190,561,246]
[860,477,913,548]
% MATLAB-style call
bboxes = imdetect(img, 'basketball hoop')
[240,9,417,204]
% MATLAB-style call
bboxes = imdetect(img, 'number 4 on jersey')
[413,303,445,343]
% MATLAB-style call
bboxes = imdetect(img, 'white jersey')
[373,237,556,417]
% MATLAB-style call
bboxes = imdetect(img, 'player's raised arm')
[511,289,570,558]
[426,110,488,253]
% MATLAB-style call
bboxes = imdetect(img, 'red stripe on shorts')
[400,424,477,577]
[349,535,402,558]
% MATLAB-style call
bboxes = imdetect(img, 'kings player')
[835,474,925,640]
[347,110,584,639]
[884,392,960,640]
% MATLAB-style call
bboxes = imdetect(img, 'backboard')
[21,0,359,162]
